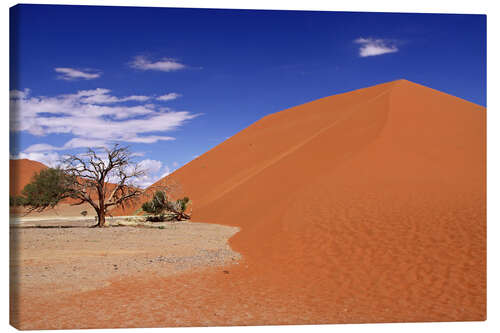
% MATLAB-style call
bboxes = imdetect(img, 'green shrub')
[20,168,75,211]
[9,195,26,207]
[141,191,167,216]
[141,190,191,222]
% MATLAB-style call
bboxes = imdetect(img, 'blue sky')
[10,5,486,187]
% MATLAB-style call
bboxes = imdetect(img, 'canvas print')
[9,4,486,330]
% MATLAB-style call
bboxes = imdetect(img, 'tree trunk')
[97,185,106,227]
[97,209,106,227]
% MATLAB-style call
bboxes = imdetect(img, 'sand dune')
[10,159,47,197]
[12,79,486,328]
[119,79,486,324]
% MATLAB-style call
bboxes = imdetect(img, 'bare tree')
[62,144,145,227]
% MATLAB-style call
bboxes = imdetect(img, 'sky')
[9,5,486,187]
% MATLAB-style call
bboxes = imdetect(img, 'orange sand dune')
[15,79,485,328]
[9,159,47,197]
[128,79,485,324]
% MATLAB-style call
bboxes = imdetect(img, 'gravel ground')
[10,221,241,298]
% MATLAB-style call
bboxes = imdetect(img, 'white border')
[2,1,497,332]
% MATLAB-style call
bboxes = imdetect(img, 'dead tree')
[63,144,145,227]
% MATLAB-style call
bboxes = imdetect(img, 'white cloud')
[24,139,110,153]
[157,93,182,101]
[10,89,30,99]
[121,95,150,102]
[11,87,197,188]
[160,166,171,179]
[11,151,62,168]
[24,143,61,153]
[132,159,169,188]
[62,138,109,150]
[10,87,199,151]
[130,56,186,72]
[354,38,398,57]
[138,159,163,174]
[55,67,101,80]
[61,88,151,105]
[125,135,175,144]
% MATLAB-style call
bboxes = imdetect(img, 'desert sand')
[10,220,241,329]
[11,202,96,220]
[10,79,486,328]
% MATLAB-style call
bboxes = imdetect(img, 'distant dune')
[117,79,486,323]
[10,159,47,197]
